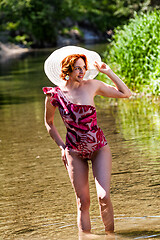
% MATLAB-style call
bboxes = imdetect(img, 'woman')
[43,46,131,235]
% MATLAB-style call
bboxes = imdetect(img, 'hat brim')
[44,45,102,86]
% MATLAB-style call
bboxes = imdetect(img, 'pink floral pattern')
[43,86,107,159]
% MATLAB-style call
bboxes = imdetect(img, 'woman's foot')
[105,231,117,239]
[79,231,101,239]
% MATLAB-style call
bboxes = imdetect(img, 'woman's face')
[70,58,87,82]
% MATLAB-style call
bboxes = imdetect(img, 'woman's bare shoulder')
[83,79,101,91]
[82,79,99,87]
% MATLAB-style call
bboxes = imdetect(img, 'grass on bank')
[103,10,160,96]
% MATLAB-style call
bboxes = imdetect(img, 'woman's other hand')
[60,147,68,169]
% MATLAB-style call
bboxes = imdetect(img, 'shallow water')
[0,45,160,240]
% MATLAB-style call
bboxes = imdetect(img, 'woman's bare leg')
[65,149,91,233]
[91,145,114,234]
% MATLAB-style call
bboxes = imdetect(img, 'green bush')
[105,10,160,95]
[149,49,160,96]
[1,0,159,47]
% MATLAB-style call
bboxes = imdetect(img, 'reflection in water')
[0,47,160,240]
[79,231,117,240]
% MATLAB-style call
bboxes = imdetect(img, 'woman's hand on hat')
[94,61,111,74]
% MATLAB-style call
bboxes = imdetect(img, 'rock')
[57,27,103,46]
[57,35,79,46]
[0,42,30,62]
[0,42,29,55]
[81,28,102,43]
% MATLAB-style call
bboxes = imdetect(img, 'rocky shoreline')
[0,42,30,62]
[0,26,110,61]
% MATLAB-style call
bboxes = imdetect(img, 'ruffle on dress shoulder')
[42,87,55,95]
[42,87,59,107]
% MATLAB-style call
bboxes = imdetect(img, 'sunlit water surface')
[0,44,160,240]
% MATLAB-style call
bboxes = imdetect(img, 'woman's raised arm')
[94,62,132,98]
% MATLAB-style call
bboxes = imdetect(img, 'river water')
[0,44,160,240]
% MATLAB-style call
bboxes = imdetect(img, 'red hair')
[60,54,88,81]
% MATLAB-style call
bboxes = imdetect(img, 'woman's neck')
[64,79,82,91]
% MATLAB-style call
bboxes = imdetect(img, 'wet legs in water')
[65,149,91,232]
[65,145,114,234]
[92,145,114,234]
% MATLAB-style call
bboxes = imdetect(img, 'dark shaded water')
[0,44,160,240]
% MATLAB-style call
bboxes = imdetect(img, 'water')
[0,44,160,240]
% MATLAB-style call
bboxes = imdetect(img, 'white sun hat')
[44,45,102,86]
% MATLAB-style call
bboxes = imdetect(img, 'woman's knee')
[77,196,90,212]
[98,194,111,208]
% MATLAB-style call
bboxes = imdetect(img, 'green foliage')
[0,0,62,47]
[105,10,160,95]
[5,21,20,31]
[0,0,159,47]
[149,50,160,96]
[60,25,83,38]
[14,34,32,47]
[60,0,154,32]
